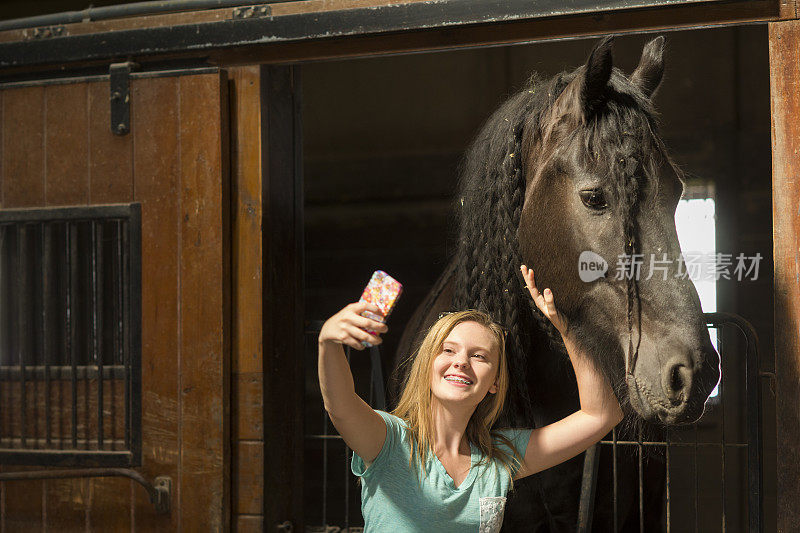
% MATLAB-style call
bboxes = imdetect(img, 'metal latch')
[109,62,138,136]
[153,475,172,514]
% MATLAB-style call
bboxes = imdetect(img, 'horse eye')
[579,189,607,210]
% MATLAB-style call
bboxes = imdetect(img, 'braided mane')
[452,73,568,425]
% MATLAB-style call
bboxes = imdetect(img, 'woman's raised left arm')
[513,265,624,480]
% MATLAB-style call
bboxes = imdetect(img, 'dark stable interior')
[303,25,774,532]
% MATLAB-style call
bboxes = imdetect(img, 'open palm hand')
[520,264,569,336]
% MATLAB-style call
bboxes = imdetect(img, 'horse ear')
[631,36,665,99]
[581,35,614,119]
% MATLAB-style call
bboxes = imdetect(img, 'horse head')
[517,36,720,424]
[452,36,720,426]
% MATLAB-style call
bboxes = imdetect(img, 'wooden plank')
[44,478,90,531]
[274,0,432,15]
[2,86,44,207]
[130,74,180,531]
[178,71,229,532]
[769,19,800,533]
[233,441,263,516]
[779,0,798,19]
[232,373,262,442]
[85,476,132,532]
[0,84,45,531]
[86,76,134,531]
[44,83,88,206]
[230,65,263,377]
[262,64,304,531]
[230,65,264,528]
[0,9,231,43]
[235,514,264,533]
[42,81,90,532]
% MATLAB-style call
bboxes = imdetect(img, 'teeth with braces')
[445,376,472,385]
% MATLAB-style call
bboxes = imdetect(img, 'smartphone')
[358,270,403,347]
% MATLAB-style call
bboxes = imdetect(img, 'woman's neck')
[431,399,473,456]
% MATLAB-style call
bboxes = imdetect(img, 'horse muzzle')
[625,345,720,425]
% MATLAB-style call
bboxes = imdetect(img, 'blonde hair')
[392,310,524,488]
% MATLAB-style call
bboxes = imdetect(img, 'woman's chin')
[431,385,484,408]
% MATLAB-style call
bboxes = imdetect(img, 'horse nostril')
[670,365,684,393]
[662,359,692,406]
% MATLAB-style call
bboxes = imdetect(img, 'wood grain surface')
[769,19,800,533]
[177,72,229,532]
[229,64,265,530]
[131,74,182,532]
[0,69,230,531]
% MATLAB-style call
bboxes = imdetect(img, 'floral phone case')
[358,270,403,346]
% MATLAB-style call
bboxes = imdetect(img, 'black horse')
[391,36,720,531]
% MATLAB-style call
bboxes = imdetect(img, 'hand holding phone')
[358,270,403,347]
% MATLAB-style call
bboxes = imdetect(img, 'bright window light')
[675,196,719,397]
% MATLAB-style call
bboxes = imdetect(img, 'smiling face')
[429,321,501,410]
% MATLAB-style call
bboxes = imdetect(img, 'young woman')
[317,265,623,531]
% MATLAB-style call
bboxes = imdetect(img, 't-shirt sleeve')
[495,428,533,475]
[351,410,404,480]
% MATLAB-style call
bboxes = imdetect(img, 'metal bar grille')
[304,320,379,532]
[0,204,141,467]
[42,224,51,449]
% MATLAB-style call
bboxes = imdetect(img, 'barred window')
[0,204,141,467]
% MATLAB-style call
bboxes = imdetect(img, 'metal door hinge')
[232,5,272,19]
[109,61,138,136]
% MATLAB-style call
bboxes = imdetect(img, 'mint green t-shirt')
[351,410,532,533]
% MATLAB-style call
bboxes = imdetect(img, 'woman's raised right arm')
[318,301,389,465]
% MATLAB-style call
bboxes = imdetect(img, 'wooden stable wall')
[769,19,800,533]
[0,70,230,530]
[0,63,287,532]
[2,1,800,531]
